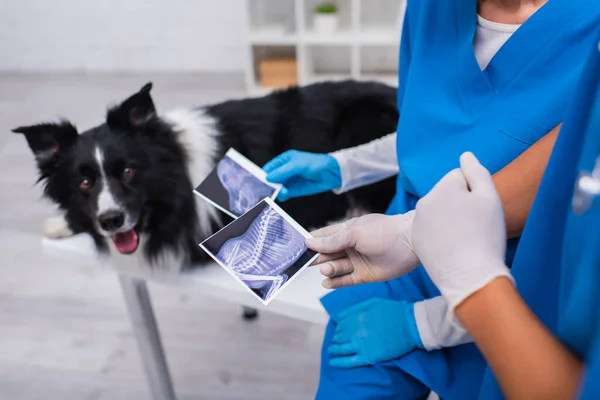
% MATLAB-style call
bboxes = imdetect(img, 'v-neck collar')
[455,0,588,104]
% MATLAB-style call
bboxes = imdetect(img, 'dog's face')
[58,124,148,254]
[14,83,192,256]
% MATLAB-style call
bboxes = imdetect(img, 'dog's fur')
[14,81,398,271]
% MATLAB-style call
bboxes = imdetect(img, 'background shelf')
[249,26,297,45]
[359,73,398,87]
[305,73,354,85]
[302,31,356,45]
[244,0,406,94]
[359,28,399,45]
[302,0,354,33]
[304,45,352,84]
[360,0,404,33]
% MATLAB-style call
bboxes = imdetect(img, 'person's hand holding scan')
[263,150,342,202]
[411,152,513,311]
[306,213,419,289]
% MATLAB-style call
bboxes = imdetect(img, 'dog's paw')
[43,216,74,239]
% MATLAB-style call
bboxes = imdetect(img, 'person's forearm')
[331,133,399,194]
[455,278,583,400]
[493,124,560,238]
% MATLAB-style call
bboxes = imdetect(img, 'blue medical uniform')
[477,29,600,399]
[317,0,600,398]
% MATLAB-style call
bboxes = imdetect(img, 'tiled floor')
[0,74,322,400]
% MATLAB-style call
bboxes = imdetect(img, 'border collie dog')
[14,81,398,272]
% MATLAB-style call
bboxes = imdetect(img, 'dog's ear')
[12,121,78,179]
[106,82,156,131]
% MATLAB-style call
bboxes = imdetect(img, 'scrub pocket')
[500,111,552,145]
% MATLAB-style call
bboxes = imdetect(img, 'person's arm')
[331,133,399,194]
[494,124,561,238]
[264,133,399,201]
[455,278,583,400]
[411,153,583,399]
[334,123,560,231]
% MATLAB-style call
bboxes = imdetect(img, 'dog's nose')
[98,211,125,232]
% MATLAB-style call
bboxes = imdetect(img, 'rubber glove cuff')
[323,154,343,190]
[406,302,425,349]
[414,297,474,350]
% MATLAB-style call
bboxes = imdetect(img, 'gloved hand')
[306,213,419,289]
[263,150,342,202]
[328,299,423,369]
[411,152,513,312]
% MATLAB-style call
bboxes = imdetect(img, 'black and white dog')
[14,81,398,272]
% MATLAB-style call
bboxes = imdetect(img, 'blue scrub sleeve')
[579,316,600,398]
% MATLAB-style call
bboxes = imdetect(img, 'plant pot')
[314,14,339,34]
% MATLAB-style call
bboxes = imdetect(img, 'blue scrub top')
[477,29,600,399]
[319,1,600,399]
[388,0,600,265]
[390,0,600,209]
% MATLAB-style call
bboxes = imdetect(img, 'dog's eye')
[79,178,92,191]
[122,167,135,179]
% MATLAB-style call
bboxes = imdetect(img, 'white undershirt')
[473,15,522,70]
[330,16,522,349]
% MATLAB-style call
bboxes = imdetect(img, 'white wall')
[0,0,247,72]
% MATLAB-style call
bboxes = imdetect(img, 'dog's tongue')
[112,230,139,254]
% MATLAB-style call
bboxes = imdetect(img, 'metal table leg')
[119,275,177,400]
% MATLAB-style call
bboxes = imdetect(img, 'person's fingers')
[331,329,353,344]
[265,159,305,184]
[430,168,469,196]
[335,316,357,335]
[306,230,355,255]
[415,169,464,212]
[319,257,355,278]
[310,222,347,238]
[322,273,364,289]
[327,343,358,357]
[275,187,290,202]
[262,151,294,173]
[336,298,377,320]
[329,355,368,369]
[282,180,326,199]
[311,251,346,266]
[459,152,495,193]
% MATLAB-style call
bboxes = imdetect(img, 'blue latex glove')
[263,150,342,202]
[328,298,423,369]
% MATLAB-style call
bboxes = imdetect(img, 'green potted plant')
[314,2,339,34]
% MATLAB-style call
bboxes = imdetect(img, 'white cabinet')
[243,0,405,94]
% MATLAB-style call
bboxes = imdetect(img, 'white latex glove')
[306,213,420,289]
[411,152,514,312]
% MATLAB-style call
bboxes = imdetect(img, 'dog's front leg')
[43,214,75,239]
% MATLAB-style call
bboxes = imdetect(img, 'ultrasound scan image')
[217,156,275,216]
[195,153,277,219]
[203,201,317,303]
